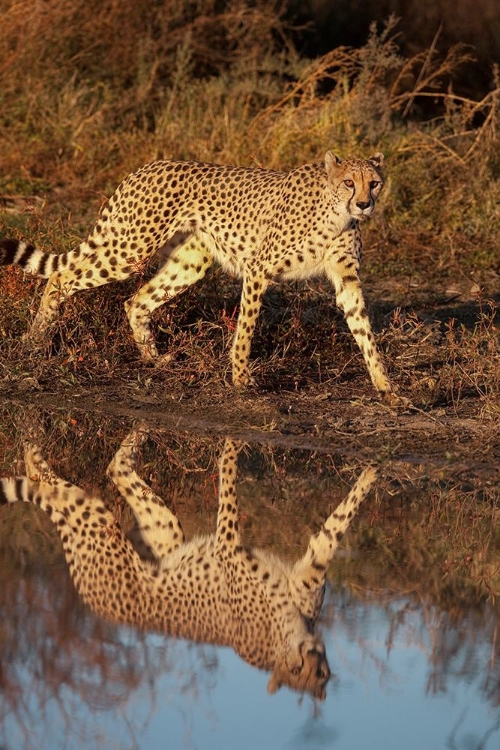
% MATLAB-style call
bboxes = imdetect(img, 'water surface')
[0,405,498,750]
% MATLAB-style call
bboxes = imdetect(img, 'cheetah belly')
[142,543,233,642]
[277,255,328,281]
[196,230,247,278]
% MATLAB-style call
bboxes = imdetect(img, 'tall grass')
[0,2,498,409]
[1,5,498,263]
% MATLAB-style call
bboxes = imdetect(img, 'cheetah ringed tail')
[0,445,116,535]
[0,463,73,517]
[0,237,93,279]
[0,476,34,506]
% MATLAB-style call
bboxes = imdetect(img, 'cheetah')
[0,427,378,699]
[0,153,398,401]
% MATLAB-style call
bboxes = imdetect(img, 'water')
[0,405,498,750]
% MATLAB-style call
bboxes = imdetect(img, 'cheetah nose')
[356,200,371,210]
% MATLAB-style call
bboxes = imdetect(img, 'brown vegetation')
[0,8,498,740]
[0,4,499,422]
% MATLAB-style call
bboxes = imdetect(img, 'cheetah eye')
[343,179,354,189]
[370,180,380,189]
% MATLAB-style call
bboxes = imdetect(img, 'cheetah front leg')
[290,465,378,621]
[331,268,392,396]
[326,259,398,403]
[215,439,242,558]
[107,426,185,559]
[231,270,268,386]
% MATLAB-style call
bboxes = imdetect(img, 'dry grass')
[377,292,500,415]
[0,6,499,411]
[0,11,499,729]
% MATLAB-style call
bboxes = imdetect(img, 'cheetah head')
[267,636,331,700]
[324,151,384,220]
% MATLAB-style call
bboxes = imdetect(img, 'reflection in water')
[0,425,377,701]
[0,409,498,750]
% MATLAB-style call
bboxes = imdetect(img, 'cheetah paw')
[153,353,173,368]
[20,329,50,353]
[139,347,172,367]
[380,391,413,409]
[232,372,256,388]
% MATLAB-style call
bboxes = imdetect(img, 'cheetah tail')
[0,477,35,506]
[0,238,90,278]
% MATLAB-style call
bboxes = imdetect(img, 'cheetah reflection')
[0,429,378,699]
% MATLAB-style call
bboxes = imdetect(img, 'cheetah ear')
[368,152,384,168]
[324,151,342,175]
[267,672,282,695]
[314,686,327,701]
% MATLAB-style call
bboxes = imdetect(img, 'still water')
[0,406,498,750]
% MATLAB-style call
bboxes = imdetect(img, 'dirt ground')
[1,272,499,481]
[2,373,498,481]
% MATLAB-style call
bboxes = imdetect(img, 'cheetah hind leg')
[124,236,213,363]
[22,443,117,544]
[20,273,67,352]
[24,244,134,350]
[24,442,62,486]
[106,425,185,560]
